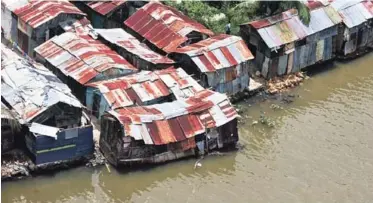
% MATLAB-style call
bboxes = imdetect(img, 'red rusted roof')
[34,32,137,85]
[86,67,204,109]
[14,0,86,29]
[95,28,175,65]
[108,89,238,145]
[124,2,214,53]
[85,1,127,16]
[245,9,298,29]
[175,34,254,72]
[306,1,325,10]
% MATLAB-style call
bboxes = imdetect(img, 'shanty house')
[85,67,204,119]
[95,28,175,70]
[100,89,239,166]
[73,1,146,29]
[240,7,342,78]
[1,44,93,165]
[124,2,214,54]
[34,32,137,103]
[171,34,254,96]
[1,0,86,57]
[330,0,373,56]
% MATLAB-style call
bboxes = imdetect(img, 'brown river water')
[2,53,373,203]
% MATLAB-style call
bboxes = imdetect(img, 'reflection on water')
[3,53,373,202]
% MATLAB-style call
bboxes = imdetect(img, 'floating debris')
[267,72,305,94]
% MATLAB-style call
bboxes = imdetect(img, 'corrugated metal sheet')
[1,44,82,124]
[34,32,137,85]
[108,89,238,145]
[13,0,86,28]
[246,6,342,49]
[59,17,93,36]
[85,1,127,16]
[124,2,214,53]
[175,34,254,73]
[331,0,373,28]
[1,0,29,12]
[95,28,174,65]
[86,67,204,109]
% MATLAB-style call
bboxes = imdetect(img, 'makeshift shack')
[1,0,86,57]
[95,28,175,70]
[34,32,137,103]
[85,67,204,119]
[124,1,214,54]
[1,44,93,165]
[330,0,373,56]
[73,1,146,29]
[240,7,342,78]
[171,34,254,96]
[99,89,239,166]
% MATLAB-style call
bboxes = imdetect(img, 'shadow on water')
[303,60,337,76]
[2,150,238,202]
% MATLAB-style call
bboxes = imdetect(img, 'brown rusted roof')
[13,0,85,29]
[86,67,204,109]
[175,34,254,72]
[108,89,238,145]
[124,2,214,53]
[34,32,137,85]
[85,1,126,16]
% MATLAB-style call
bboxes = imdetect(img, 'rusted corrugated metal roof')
[95,28,175,65]
[107,89,238,145]
[59,17,93,36]
[124,2,214,53]
[13,0,86,28]
[85,1,127,16]
[245,6,342,49]
[1,43,82,124]
[34,32,137,85]
[331,0,373,28]
[86,67,204,109]
[175,34,254,72]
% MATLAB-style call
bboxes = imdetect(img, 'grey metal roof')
[1,44,82,124]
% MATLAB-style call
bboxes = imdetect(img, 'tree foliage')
[163,1,310,35]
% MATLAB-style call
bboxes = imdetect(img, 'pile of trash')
[1,160,30,180]
[86,141,106,167]
[1,149,32,180]
[266,72,306,94]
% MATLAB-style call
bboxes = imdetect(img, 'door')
[92,93,101,118]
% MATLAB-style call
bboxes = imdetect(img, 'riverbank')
[4,52,373,202]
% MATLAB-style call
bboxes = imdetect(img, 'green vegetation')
[163,1,310,35]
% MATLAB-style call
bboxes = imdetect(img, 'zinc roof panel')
[85,1,126,16]
[35,32,136,85]
[191,57,209,72]
[211,49,231,69]
[14,0,85,28]
[132,83,154,102]
[154,120,177,144]
[130,124,143,140]
[140,124,154,145]
[257,28,278,48]
[124,2,213,53]
[1,44,82,124]
[220,47,238,66]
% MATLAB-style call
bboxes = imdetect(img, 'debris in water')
[267,72,305,94]
[194,158,203,170]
